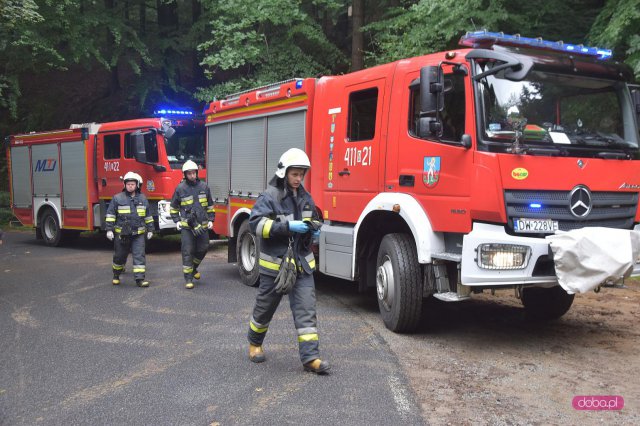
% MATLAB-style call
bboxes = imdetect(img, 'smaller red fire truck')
[6,109,205,245]
[204,31,640,332]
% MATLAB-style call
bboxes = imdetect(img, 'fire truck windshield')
[164,125,205,169]
[476,69,639,155]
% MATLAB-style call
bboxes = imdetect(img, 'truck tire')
[236,219,259,287]
[521,285,575,320]
[376,233,423,332]
[40,209,63,247]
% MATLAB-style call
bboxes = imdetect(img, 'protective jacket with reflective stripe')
[250,176,318,277]
[169,179,215,228]
[105,191,154,235]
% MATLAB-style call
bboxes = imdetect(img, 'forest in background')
[1,0,639,189]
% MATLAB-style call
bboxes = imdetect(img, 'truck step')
[431,252,462,262]
[432,292,471,302]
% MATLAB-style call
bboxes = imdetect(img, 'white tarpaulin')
[546,227,640,294]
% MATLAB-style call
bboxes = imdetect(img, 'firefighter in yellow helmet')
[247,148,329,374]
[169,160,215,289]
[105,172,154,287]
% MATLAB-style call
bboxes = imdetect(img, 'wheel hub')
[376,255,395,311]
[240,233,256,271]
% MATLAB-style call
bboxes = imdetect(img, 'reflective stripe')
[250,321,268,334]
[117,207,131,213]
[193,258,202,265]
[180,221,189,228]
[298,333,319,342]
[262,219,273,238]
[112,263,125,270]
[180,196,194,206]
[137,207,146,216]
[308,258,316,269]
[259,258,280,271]
[105,217,116,223]
[302,211,313,218]
[133,265,145,273]
[183,266,194,274]
[207,207,215,213]
[145,217,154,224]
[297,327,318,335]
[170,208,179,214]
[199,195,207,205]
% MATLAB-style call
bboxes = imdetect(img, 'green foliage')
[589,0,640,79]
[196,0,346,100]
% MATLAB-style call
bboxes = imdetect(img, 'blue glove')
[313,230,321,239]
[289,220,309,233]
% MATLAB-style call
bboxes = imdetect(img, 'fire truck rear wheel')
[40,209,63,247]
[237,219,259,287]
[375,233,423,332]
[521,285,575,320]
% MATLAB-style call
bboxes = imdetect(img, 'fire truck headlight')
[477,244,531,270]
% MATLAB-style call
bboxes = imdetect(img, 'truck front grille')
[504,189,638,234]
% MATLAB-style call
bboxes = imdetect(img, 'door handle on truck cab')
[338,169,351,176]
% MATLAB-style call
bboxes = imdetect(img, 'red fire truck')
[6,109,205,245]
[204,31,640,332]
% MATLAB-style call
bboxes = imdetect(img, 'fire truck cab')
[6,109,205,246]
[206,31,640,332]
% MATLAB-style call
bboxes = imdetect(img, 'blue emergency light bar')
[460,30,612,60]
[153,108,194,116]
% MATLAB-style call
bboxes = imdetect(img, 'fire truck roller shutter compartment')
[231,118,267,196]
[60,141,89,228]
[207,123,230,202]
[266,110,307,180]
[10,146,32,210]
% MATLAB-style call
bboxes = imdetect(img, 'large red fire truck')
[6,109,205,245]
[204,31,640,332]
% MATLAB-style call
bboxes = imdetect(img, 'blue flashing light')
[295,79,304,89]
[460,30,612,60]
[529,203,542,209]
[153,107,194,117]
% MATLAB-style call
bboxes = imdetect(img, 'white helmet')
[123,171,143,188]
[275,148,310,178]
[182,160,199,173]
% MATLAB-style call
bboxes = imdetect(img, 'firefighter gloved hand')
[289,221,309,234]
[176,222,182,231]
[207,221,213,230]
[146,231,153,240]
[106,231,114,241]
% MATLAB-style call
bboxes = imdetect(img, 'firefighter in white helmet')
[105,171,154,287]
[246,148,329,374]
[169,160,215,289]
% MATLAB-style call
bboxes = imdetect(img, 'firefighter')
[170,160,215,289]
[105,172,154,287]
[247,148,329,375]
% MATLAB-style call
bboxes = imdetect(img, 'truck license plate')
[513,218,558,233]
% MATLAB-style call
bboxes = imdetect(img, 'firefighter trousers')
[112,234,146,280]
[180,229,209,283]
[248,273,320,364]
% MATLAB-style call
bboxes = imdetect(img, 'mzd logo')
[423,156,440,188]
[34,158,57,172]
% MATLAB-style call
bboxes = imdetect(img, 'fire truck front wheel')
[40,209,64,247]
[521,285,575,320]
[375,233,423,332]
[237,220,259,287]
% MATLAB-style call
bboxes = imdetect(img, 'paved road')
[0,231,423,425]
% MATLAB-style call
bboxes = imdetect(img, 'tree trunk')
[351,0,364,71]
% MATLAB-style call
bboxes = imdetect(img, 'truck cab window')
[143,133,159,163]
[348,88,378,141]
[409,72,466,141]
[104,134,121,159]
[124,133,134,158]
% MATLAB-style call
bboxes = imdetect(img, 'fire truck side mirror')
[419,66,444,115]
[131,132,148,163]
[160,122,176,139]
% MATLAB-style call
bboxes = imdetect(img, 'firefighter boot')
[185,281,194,289]
[193,270,201,280]
[112,274,120,285]
[249,344,266,363]
[303,359,330,375]
[136,279,149,288]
